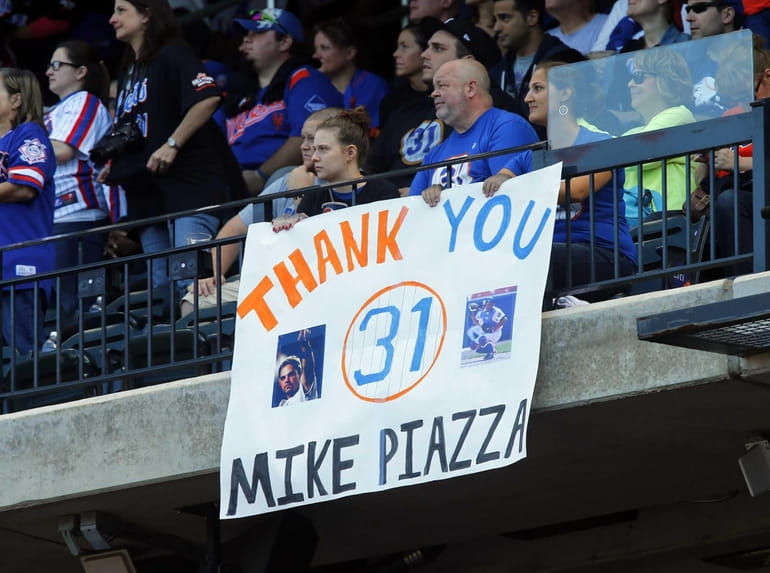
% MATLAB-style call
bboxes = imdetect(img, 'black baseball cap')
[422,17,502,70]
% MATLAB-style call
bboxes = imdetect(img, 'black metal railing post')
[751,99,770,273]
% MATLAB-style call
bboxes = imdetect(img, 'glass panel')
[545,29,754,149]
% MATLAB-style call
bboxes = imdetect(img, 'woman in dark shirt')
[273,106,399,231]
[100,0,244,297]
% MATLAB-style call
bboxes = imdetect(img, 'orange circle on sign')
[341,281,447,403]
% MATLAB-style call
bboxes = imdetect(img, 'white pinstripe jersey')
[44,91,113,220]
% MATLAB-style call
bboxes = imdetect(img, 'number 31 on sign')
[342,282,447,403]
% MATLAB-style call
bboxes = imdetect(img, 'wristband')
[255,167,268,180]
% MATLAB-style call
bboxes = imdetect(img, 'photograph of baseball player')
[461,288,516,366]
[272,325,326,407]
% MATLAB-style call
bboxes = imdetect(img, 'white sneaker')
[554,295,590,309]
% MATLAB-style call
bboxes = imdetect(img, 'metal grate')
[637,293,770,356]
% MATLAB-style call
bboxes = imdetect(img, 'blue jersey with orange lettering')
[226,65,342,169]
[0,121,56,284]
[408,107,537,196]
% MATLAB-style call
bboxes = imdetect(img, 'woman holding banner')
[272,107,399,232]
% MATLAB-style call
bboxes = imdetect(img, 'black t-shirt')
[297,178,400,217]
[110,42,235,218]
[379,81,430,129]
[367,95,451,190]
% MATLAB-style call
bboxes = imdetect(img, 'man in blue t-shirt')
[408,58,538,206]
[225,9,343,195]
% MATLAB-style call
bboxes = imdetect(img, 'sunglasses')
[685,1,724,14]
[47,60,80,71]
[630,70,657,85]
[247,9,288,35]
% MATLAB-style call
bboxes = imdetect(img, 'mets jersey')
[45,90,112,221]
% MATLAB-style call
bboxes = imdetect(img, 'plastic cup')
[186,232,212,245]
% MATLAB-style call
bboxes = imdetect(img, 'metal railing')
[1,102,767,412]
[532,104,766,297]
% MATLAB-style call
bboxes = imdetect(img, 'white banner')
[220,163,561,518]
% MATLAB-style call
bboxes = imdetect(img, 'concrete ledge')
[6,274,770,512]
[1,372,230,511]
[537,277,735,409]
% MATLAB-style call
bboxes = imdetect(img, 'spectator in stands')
[490,0,584,120]
[483,61,636,296]
[685,0,743,39]
[224,8,342,195]
[591,0,636,53]
[44,40,114,318]
[4,0,78,104]
[592,0,689,54]
[710,35,770,275]
[368,17,510,194]
[685,0,744,116]
[545,0,608,55]
[312,18,390,129]
[273,107,399,231]
[100,0,242,303]
[600,0,689,117]
[182,107,343,314]
[378,23,430,127]
[467,0,499,37]
[622,49,696,227]
[744,0,770,44]
[421,18,505,81]
[621,0,690,51]
[0,68,55,354]
[409,0,462,22]
[410,59,538,205]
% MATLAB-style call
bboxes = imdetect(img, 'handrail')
[1,103,767,413]
[0,140,548,256]
[532,112,754,174]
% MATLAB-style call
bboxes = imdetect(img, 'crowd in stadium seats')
[0,0,768,356]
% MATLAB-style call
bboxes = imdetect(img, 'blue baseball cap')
[234,8,304,43]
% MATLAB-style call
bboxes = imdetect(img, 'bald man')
[408,59,537,206]
[368,17,512,194]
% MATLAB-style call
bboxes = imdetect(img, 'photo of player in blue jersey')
[461,287,516,366]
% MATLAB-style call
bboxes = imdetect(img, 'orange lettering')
[314,230,343,284]
[274,248,318,307]
[376,206,408,264]
[340,214,369,271]
[237,275,278,331]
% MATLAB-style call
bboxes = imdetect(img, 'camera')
[90,121,144,165]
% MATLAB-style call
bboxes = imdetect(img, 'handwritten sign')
[220,164,561,518]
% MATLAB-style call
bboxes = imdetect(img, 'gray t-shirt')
[546,13,608,55]
[513,54,535,93]
[238,172,322,225]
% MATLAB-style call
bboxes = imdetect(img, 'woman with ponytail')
[273,106,399,231]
